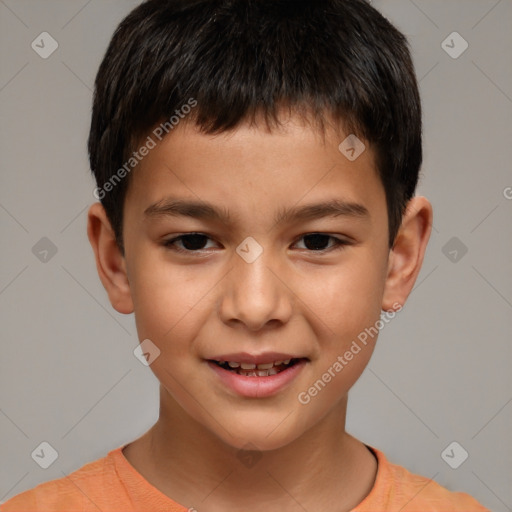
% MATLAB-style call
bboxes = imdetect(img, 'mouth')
[209,358,304,377]
[207,356,308,398]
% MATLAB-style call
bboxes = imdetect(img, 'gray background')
[1,0,511,510]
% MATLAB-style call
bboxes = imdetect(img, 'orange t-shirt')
[1,445,489,512]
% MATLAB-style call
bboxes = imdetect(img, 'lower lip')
[207,359,307,398]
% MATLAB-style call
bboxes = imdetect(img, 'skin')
[88,113,432,512]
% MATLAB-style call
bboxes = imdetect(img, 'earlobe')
[382,196,433,311]
[87,203,134,314]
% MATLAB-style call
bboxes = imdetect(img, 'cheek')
[130,268,207,398]
[292,257,385,422]
[128,254,207,347]
[299,249,387,345]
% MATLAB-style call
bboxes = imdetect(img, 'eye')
[163,232,349,254]
[294,233,349,252]
[163,233,218,253]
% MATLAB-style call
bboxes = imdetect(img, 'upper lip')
[207,352,307,365]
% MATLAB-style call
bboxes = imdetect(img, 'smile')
[207,358,308,398]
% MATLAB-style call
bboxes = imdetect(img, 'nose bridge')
[219,241,292,331]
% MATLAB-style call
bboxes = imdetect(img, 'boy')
[2,0,490,510]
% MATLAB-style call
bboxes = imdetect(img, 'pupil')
[182,234,207,250]
[304,234,329,251]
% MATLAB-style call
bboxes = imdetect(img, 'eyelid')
[293,233,351,252]
[163,233,219,251]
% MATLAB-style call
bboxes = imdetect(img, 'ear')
[382,196,433,311]
[87,202,134,314]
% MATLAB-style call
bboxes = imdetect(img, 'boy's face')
[91,115,427,451]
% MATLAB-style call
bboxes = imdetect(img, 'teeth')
[255,368,280,377]
[217,358,298,374]
[241,367,281,377]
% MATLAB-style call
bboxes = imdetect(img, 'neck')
[123,385,377,512]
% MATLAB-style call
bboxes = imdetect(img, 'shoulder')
[355,447,490,512]
[1,447,128,512]
[386,460,488,511]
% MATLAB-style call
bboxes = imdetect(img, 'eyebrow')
[144,197,370,225]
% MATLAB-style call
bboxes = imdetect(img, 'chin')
[212,414,305,453]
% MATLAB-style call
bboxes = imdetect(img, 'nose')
[218,247,293,332]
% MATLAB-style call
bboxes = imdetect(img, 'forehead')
[125,116,386,228]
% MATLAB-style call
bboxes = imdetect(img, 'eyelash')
[162,233,350,255]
